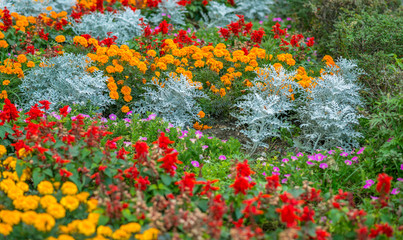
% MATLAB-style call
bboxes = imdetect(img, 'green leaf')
[43,168,53,177]
[32,168,45,187]
[98,215,109,225]
[15,160,24,179]
[329,209,341,224]
[197,199,208,212]
[161,174,173,186]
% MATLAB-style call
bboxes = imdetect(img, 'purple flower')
[123,118,131,123]
[387,137,394,142]
[222,140,228,143]
[328,150,335,155]
[259,21,263,24]
[195,130,203,138]
[281,178,288,184]
[308,155,315,161]
[297,152,304,157]
[351,156,358,162]
[391,188,400,195]
[227,174,231,178]
[168,123,174,128]
[340,152,349,157]
[319,163,328,169]
[370,196,379,200]
[286,17,292,21]
[282,158,289,163]
[123,141,132,147]
[397,178,403,182]
[344,160,352,165]
[315,153,325,161]
[148,114,156,120]
[109,114,117,121]
[273,167,279,172]
[189,138,197,144]
[161,13,166,16]
[262,172,266,176]
[208,137,213,139]
[168,14,171,18]
[306,161,314,165]
[191,161,200,168]
[356,147,365,155]
[126,111,132,116]
[284,174,291,177]
[218,155,226,160]
[202,145,208,150]
[140,137,147,141]
[400,164,403,170]
[363,179,374,189]
[262,162,266,166]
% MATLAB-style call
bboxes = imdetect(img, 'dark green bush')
[330,11,403,97]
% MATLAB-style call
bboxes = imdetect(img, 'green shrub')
[330,11,403,97]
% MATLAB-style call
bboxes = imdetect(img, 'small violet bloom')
[262,172,267,176]
[328,150,335,155]
[357,147,365,155]
[291,156,298,161]
[319,163,328,169]
[282,158,289,163]
[391,188,399,195]
[297,152,304,157]
[340,152,349,157]
[218,155,226,160]
[284,174,291,178]
[273,166,280,172]
[191,161,200,168]
[202,145,208,150]
[281,178,288,184]
[315,153,326,161]
[109,114,117,121]
[400,164,403,170]
[344,160,352,165]
[351,156,359,162]
[306,161,314,165]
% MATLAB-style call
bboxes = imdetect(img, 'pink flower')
[345,160,352,165]
[340,152,349,157]
[282,158,289,163]
[191,161,200,167]
[319,163,328,169]
[391,188,399,195]
[281,178,288,183]
[306,161,314,165]
[218,155,226,160]
[291,156,298,161]
[356,147,365,155]
[273,167,280,172]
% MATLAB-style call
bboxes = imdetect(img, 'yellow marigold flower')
[87,212,100,224]
[286,58,296,66]
[0,40,8,48]
[50,11,58,19]
[87,198,98,212]
[47,203,65,219]
[123,95,132,102]
[61,181,78,195]
[76,192,90,202]
[0,144,6,156]
[57,235,75,240]
[135,228,159,240]
[21,211,37,225]
[120,222,141,234]
[60,196,79,211]
[106,65,115,73]
[107,48,118,57]
[194,60,205,68]
[107,82,118,91]
[46,6,52,11]
[0,31,4,39]
[0,223,12,236]
[7,186,24,200]
[37,181,54,195]
[34,213,55,232]
[98,225,113,237]
[146,50,156,57]
[13,195,40,211]
[121,105,130,113]
[0,210,21,225]
[121,86,131,95]
[55,35,66,43]
[78,219,96,236]
[197,111,205,118]
[17,54,27,63]
[53,181,61,189]
[58,11,68,18]
[16,181,29,192]
[273,63,283,72]
[109,91,119,100]
[112,229,131,240]
[26,61,35,68]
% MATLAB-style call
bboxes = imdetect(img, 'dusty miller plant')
[0,0,75,16]
[132,73,208,128]
[235,0,273,21]
[295,58,364,152]
[19,53,111,111]
[232,66,299,154]
[69,7,145,44]
[201,1,237,28]
[150,0,187,26]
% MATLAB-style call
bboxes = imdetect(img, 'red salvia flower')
[153,132,174,153]
[316,229,331,240]
[133,141,149,161]
[300,206,315,223]
[230,176,255,195]
[59,105,70,117]
[157,152,182,176]
[0,99,19,123]
[25,104,44,121]
[39,100,51,110]
[135,176,151,191]
[265,174,281,193]
[236,159,255,177]
[276,204,300,228]
[199,179,220,196]
[59,168,73,177]
[376,173,393,195]
[369,223,394,238]
[175,172,197,196]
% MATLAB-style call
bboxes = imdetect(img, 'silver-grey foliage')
[232,66,299,153]
[150,0,187,26]
[19,53,112,111]
[235,0,273,21]
[0,0,75,16]
[132,73,208,128]
[69,7,145,44]
[295,58,364,152]
[201,1,237,28]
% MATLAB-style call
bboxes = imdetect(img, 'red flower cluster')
[175,172,198,196]
[0,99,19,124]
[0,7,13,32]
[369,223,393,238]
[230,160,255,195]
